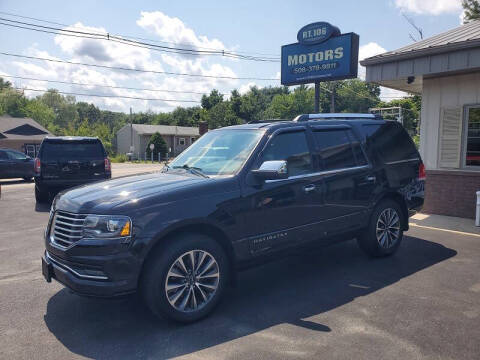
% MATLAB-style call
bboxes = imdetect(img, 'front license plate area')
[42,256,52,283]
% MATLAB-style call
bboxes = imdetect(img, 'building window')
[179,137,185,146]
[465,106,480,167]
[191,137,196,144]
[25,144,36,158]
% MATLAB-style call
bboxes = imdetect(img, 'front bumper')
[42,250,138,297]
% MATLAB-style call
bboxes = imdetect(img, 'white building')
[361,20,480,218]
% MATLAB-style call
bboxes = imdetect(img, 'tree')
[334,79,381,113]
[146,132,168,161]
[263,85,315,119]
[0,88,28,117]
[201,89,223,110]
[208,102,242,129]
[463,0,480,23]
[0,77,12,91]
[377,96,421,133]
[23,99,55,130]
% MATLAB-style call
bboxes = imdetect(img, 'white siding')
[420,72,480,170]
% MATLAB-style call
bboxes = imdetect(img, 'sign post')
[281,22,359,113]
[149,143,154,163]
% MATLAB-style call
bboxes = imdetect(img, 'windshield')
[168,129,264,176]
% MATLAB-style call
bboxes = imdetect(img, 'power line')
[2,75,226,95]
[0,52,280,81]
[0,17,280,62]
[0,10,280,58]
[15,87,201,103]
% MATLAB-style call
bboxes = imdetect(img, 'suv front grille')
[51,211,86,248]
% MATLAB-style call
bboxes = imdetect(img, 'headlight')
[83,215,131,239]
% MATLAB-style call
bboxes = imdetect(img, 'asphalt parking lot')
[0,163,479,360]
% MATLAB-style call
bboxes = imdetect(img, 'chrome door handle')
[365,176,376,182]
[303,184,316,193]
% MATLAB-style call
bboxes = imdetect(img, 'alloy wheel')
[165,250,220,313]
[376,208,401,249]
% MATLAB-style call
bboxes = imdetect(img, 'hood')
[54,171,208,214]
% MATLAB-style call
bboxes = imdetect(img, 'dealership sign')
[281,22,359,86]
[297,22,341,45]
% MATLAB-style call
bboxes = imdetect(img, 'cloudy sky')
[0,0,465,113]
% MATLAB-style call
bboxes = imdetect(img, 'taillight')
[34,158,41,176]
[104,158,111,172]
[418,163,426,181]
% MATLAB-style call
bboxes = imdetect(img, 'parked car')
[42,114,424,323]
[34,137,111,203]
[0,148,34,181]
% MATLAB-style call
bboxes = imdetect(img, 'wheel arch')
[139,222,237,286]
[374,192,409,231]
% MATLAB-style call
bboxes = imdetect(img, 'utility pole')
[130,106,133,149]
[314,82,320,113]
[330,82,336,113]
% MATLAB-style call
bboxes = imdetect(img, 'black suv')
[34,136,111,202]
[42,114,424,323]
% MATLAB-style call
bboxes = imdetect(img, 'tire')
[357,199,404,257]
[35,186,49,203]
[141,233,229,323]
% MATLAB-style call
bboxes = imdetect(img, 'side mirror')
[251,160,288,181]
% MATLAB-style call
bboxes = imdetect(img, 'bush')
[412,134,420,149]
[110,154,127,163]
[146,132,168,161]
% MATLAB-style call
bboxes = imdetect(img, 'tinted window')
[0,151,8,160]
[362,124,382,138]
[347,130,368,166]
[42,142,104,161]
[8,150,28,160]
[365,122,418,163]
[313,129,356,170]
[262,131,312,176]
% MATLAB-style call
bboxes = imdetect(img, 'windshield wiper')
[172,164,209,178]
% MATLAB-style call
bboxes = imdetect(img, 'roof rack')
[293,113,382,122]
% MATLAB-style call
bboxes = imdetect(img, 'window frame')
[462,104,480,170]
[255,127,315,180]
[178,137,186,146]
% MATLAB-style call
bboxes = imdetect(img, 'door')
[0,150,12,178]
[7,150,33,178]
[243,128,320,254]
[310,127,375,236]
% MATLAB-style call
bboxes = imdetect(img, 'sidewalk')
[410,213,480,237]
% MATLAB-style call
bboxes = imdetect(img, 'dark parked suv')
[0,148,34,181]
[42,114,424,322]
[34,136,111,202]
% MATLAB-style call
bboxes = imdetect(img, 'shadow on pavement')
[0,178,32,185]
[44,236,456,359]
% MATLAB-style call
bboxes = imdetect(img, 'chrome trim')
[265,165,370,183]
[46,251,108,280]
[384,158,420,165]
[49,211,133,249]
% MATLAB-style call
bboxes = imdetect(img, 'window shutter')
[438,107,462,168]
